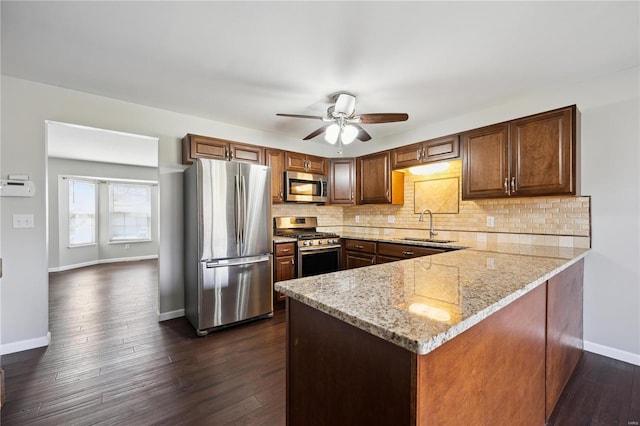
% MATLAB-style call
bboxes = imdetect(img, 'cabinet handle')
[229,150,234,160]
[417,149,422,161]
[281,248,290,252]
[370,257,375,264]
[504,178,509,194]
[291,258,295,265]
[510,177,516,193]
[402,251,414,256]
[385,190,389,199]
[280,191,284,200]
[225,148,230,161]
[422,148,427,161]
[351,191,354,200]
[354,245,364,249]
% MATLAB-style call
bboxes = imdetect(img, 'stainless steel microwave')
[284,171,328,203]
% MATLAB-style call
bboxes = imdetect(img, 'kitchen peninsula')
[275,242,588,425]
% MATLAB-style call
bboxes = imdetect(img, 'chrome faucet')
[419,208,438,240]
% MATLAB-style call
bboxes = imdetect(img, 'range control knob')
[318,240,323,245]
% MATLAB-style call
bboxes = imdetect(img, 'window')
[68,179,96,246]
[109,183,152,242]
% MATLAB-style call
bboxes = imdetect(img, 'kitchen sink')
[403,237,456,244]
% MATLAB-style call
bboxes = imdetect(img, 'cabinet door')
[510,107,574,196]
[462,124,509,199]
[182,134,228,164]
[345,252,376,269]
[230,143,264,164]
[358,151,392,204]
[391,142,423,169]
[305,154,327,175]
[274,254,295,302]
[329,158,355,204]
[423,135,459,163]
[266,149,285,203]
[284,152,308,172]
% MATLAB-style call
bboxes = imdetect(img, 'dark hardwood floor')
[1,260,638,425]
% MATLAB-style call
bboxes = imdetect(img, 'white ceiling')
[2,1,638,147]
[47,121,159,167]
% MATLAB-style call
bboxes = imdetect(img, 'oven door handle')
[298,245,341,254]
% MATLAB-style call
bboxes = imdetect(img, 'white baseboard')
[158,309,184,322]
[49,255,158,272]
[1,331,51,355]
[584,340,640,366]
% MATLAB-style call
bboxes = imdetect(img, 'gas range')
[273,217,341,249]
[274,216,342,277]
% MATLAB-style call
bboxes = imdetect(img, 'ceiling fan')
[276,93,409,146]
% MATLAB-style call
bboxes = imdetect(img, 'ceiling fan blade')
[303,124,331,140]
[358,113,409,124]
[276,113,325,120]
[353,124,372,141]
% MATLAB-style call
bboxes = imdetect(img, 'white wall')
[48,158,159,270]
[2,68,638,363]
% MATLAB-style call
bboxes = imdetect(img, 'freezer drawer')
[191,255,273,334]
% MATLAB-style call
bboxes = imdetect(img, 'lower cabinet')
[343,239,377,269]
[377,242,446,263]
[274,242,296,303]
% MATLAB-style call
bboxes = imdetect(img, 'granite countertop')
[275,243,589,355]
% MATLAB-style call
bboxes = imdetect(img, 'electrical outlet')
[355,215,360,223]
[387,215,395,224]
[125,244,130,249]
[487,216,495,227]
[487,258,495,269]
[13,213,34,229]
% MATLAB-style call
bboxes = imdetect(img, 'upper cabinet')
[329,158,355,204]
[357,151,404,205]
[462,106,578,200]
[285,152,327,174]
[392,135,460,169]
[182,134,264,165]
[266,148,286,204]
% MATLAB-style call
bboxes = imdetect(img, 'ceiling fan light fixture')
[341,125,358,145]
[324,123,340,144]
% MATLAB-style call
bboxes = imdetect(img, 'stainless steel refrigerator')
[184,158,273,336]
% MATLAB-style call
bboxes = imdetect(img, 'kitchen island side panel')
[416,283,547,425]
[286,298,415,426]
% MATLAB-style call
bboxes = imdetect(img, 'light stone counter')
[275,243,589,355]
[273,236,297,244]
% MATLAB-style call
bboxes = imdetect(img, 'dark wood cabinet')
[377,242,446,260]
[266,148,285,203]
[461,124,510,199]
[462,106,577,199]
[274,242,296,303]
[329,158,355,204]
[343,239,377,269]
[182,134,264,165]
[357,151,404,205]
[285,152,327,174]
[391,135,459,169]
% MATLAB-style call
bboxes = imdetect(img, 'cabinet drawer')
[344,239,377,254]
[275,242,296,256]
[378,243,445,258]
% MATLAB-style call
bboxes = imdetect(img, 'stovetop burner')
[274,216,340,243]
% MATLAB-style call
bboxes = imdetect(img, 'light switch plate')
[13,213,34,229]
[487,216,495,227]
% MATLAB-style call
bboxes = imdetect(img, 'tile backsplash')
[272,159,591,248]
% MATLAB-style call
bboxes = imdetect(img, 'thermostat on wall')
[0,179,36,197]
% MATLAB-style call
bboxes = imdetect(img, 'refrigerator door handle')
[241,175,247,247]
[234,175,242,248]
[206,255,270,268]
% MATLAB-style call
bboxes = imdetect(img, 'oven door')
[298,245,341,277]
